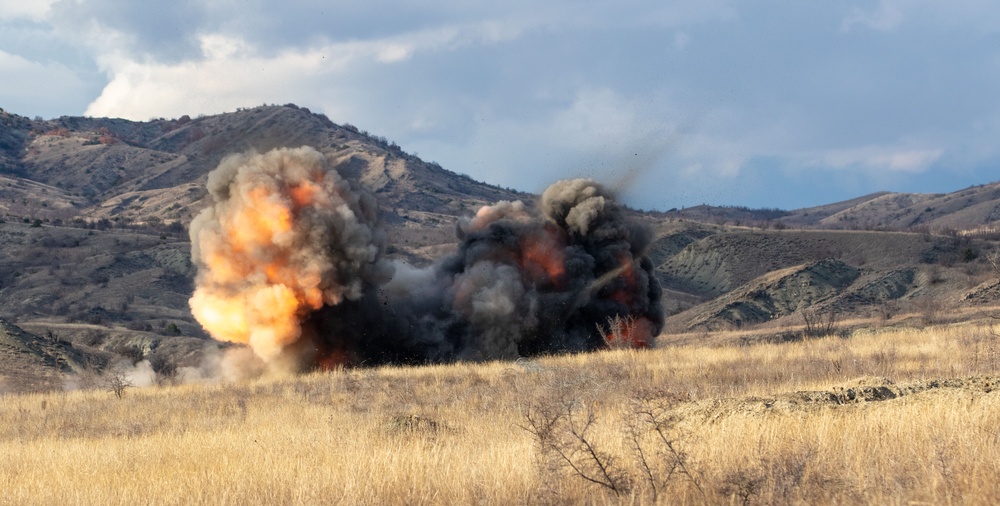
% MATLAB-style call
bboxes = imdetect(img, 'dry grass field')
[2,321,999,505]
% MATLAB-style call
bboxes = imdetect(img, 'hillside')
[0,318,105,392]
[1,104,530,387]
[2,104,1000,390]
[666,183,1000,233]
[650,223,1000,332]
[0,105,524,260]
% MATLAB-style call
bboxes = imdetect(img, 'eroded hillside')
[2,104,1000,390]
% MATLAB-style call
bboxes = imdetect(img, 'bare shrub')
[104,366,133,399]
[125,320,153,332]
[961,328,1000,372]
[520,398,630,497]
[876,300,898,325]
[112,344,145,364]
[148,354,177,385]
[718,467,766,506]
[387,414,442,435]
[628,394,706,501]
[78,329,107,347]
[913,298,942,325]
[596,314,638,349]
[987,250,1000,279]
[766,443,818,502]
[521,393,705,502]
[801,308,838,338]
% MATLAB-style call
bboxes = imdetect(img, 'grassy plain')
[1,321,999,505]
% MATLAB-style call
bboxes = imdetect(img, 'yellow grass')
[2,322,999,504]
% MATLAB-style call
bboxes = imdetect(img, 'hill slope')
[650,222,1000,332]
[665,183,1000,233]
[1,105,531,385]
[0,318,105,391]
[1,105,524,260]
[2,104,1000,390]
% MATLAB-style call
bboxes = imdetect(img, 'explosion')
[190,146,663,370]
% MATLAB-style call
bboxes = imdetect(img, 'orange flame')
[520,226,566,285]
[316,348,350,371]
[189,148,352,364]
[603,316,654,349]
[622,317,654,348]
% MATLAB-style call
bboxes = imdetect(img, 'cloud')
[840,0,1000,34]
[404,88,679,186]
[809,145,944,174]
[0,49,91,115]
[0,0,56,21]
[4,0,1000,210]
[84,20,530,120]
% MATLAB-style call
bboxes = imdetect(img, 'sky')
[2,0,999,211]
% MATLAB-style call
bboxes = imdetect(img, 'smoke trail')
[189,147,663,370]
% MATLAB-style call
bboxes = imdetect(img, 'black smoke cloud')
[189,147,663,369]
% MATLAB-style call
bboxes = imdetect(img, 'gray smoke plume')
[189,146,663,369]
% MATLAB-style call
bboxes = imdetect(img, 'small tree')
[105,367,133,399]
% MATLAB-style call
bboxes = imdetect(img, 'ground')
[1,318,998,505]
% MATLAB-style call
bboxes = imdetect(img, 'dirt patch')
[964,279,1000,304]
[674,375,999,423]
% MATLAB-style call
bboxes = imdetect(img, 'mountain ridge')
[2,104,999,391]
[665,183,1000,233]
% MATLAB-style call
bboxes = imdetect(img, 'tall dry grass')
[1,322,999,504]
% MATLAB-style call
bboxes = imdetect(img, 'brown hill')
[675,259,861,331]
[666,183,1000,234]
[651,223,1000,332]
[1,104,529,384]
[1,104,524,259]
[0,318,102,392]
[2,104,1000,390]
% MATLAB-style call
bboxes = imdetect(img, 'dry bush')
[103,366,133,399]
[597,314,638,349]
[801,307,839,338]
[875,300,898,325]
[521,398,632,497]
[626,394,706,501]
[913,297,943,325]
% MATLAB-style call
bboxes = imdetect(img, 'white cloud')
[85,48,325,119]
[0,0,56,21]
[810,145,943,174]
[548,89,659,148]
[840,0,1000,33]
[84,20,530,120]
[644,2,737,28]
[2,0,998,209]
[870,149,944,172]
[402,86,758,208]
[0,49,89,112]
[198,33,252,60]
[375,43,414,63]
